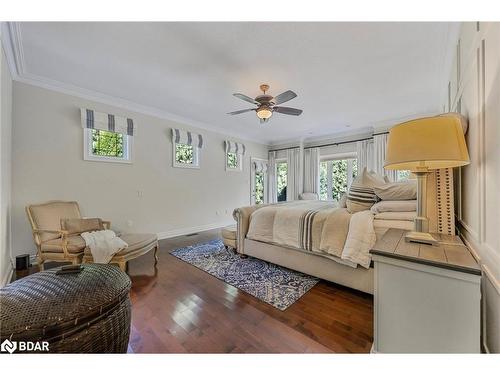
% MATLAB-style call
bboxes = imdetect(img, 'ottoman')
[82,233,159,271]
[221,225,237,251]
[0,264,131,353]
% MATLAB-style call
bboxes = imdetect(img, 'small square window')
[173,143,200,168]
[84,128,132,163]
[226,152,242,171]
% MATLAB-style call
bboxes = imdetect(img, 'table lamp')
[384,113,470,245]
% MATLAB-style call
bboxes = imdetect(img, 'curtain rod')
[269,131,389,153]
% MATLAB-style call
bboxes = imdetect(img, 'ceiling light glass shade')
[256,107,273,120]
[385,113,470,172]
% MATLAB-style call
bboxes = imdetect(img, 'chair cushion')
[84,233,158,256]
[61,218,104,235]
[41,235,86,254]
[28,201,81,242]
[221,226,237,240]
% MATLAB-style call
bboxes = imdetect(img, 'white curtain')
[356,139,373,172]
[267,151,277,203]
[373,134,397,182]
[303,147,320,194]
[286,148,301,201]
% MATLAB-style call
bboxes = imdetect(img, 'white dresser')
[370,229,481,353]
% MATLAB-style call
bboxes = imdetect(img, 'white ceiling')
[7,22,459,144]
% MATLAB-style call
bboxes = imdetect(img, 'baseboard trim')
[1,265,13,287]
[157,222,233,240]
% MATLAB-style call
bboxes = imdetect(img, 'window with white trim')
[276,160,288,202]
[319,155,357,201]
[226,152,242,171]
[81,108,135,164]
[224,140,246,172]
[172,128,203,169]
[173,143,200,168]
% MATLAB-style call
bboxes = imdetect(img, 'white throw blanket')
[80,230,128,264]
[341,211,377,269]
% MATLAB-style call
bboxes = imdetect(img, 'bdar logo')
[1,339,17,354]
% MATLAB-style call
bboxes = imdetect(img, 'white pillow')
[373,180,417,201]
[371,200,417,214]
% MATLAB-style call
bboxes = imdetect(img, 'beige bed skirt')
[244,238,374,294]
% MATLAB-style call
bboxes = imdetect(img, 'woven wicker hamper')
[0,264,131,353]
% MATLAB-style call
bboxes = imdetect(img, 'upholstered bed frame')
[233,169,455,295]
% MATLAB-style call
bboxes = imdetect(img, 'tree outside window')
[175,144,194,164]
[319,158,357,201]
[92,129,124,157]
[277,162,288,202]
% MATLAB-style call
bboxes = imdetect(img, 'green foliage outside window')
[254,172,264,204]
[175,144,194,164]
[397,170,411,181]
[227,152,238,169]
[319,159,357,201]
[277,162,288,202]
[92,129,124,157]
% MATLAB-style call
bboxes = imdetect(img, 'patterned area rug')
[171,239,319,310]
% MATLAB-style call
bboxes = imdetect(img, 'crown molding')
[3,22,270,146]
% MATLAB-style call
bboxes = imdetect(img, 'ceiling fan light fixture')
[256,106,273,120]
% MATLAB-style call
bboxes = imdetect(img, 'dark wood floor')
[13,229,374,353]
[126,229,374,353]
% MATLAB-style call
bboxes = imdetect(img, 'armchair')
[26,201,108,270]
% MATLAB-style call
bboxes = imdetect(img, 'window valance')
[253,160,268,173]
[225,140,246,155]
[81,108,135,136]
[172,128,204,149]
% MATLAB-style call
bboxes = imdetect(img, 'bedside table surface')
[370,228,481,275]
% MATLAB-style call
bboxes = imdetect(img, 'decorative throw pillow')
[373,180,417,201]
[346,168,386,213]
[60,218,104,235]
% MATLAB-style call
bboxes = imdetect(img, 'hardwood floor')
[126,229,374,353]
[13,228,374,353]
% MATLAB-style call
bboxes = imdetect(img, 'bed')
[233,169,454,295]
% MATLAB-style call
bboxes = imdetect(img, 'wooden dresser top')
[370,228,481,275]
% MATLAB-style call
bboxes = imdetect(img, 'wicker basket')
[0,264,131,353]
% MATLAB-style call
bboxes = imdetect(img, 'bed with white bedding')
[233,199,418,294]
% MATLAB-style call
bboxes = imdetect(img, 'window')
[254,171,265,204]
[84,128,132,163]
[276,161,288,202]
[397,170,411,181]
[319,157,357,201]
[226,152,242,171]
[173,143,199,168]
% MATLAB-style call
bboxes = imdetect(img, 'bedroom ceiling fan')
[227,84,303,124]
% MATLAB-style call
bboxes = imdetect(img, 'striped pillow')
[346,169,385,213]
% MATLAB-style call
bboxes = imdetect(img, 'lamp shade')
[384,113,470,171]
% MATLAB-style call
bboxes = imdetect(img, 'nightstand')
[370,228,481,353]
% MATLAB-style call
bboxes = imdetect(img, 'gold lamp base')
[405,231,438,246]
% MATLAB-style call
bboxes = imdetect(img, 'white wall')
[11,82,268,258]
[445,22,500,353]
[1,38,13,286]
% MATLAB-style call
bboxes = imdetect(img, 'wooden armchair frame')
[26,201,111,270]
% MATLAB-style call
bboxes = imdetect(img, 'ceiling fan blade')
[273,90,297,105]
[260,117,271,125]
[233,93,259,105]
[227,108,255,115]
[273,106,303,116]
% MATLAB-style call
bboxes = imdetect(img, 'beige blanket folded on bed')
[318,208,351,257]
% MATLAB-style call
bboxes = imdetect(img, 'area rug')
[171,239,319,310]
